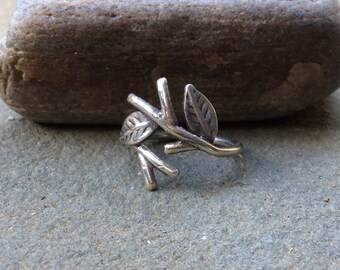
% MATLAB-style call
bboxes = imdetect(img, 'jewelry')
[120,78,242,190]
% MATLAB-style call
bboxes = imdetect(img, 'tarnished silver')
[120,78,242,191]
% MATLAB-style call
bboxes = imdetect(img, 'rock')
[0,0,339,124]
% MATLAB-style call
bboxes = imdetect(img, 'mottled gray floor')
[0,90,339,269]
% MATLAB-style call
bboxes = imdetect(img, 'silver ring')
[120,78,242,191]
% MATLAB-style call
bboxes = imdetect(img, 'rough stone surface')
[0,0,339,124]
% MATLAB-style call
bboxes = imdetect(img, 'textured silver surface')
[120,111,158,146]
[184,84,218,143]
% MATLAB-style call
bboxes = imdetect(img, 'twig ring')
[120,78,242,191]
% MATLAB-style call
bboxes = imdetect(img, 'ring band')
[120,78,242,191]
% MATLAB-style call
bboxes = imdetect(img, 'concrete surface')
[0,1,339,269]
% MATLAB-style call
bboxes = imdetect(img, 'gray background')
[0,1,339,269]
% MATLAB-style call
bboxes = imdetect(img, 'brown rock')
[0,0,339,124]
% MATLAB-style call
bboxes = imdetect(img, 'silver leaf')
[183,84,218,142]
[120,111,157,145]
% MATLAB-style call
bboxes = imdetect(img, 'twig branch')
[137,152,157,191]
[157,78,178,127]
[164,141,196,155]
[135,145,179,177]
[164,136,243,155]
[127,95,241,157]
